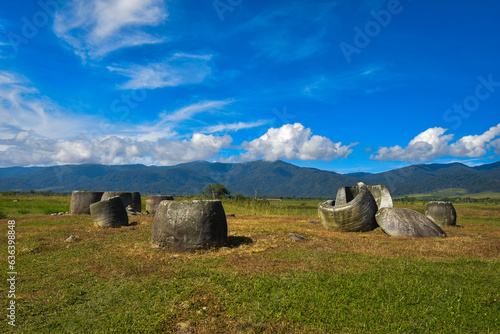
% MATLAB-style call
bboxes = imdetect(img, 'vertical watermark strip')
[7,220,17,327]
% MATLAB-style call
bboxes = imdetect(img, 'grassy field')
[402,189,500,200]
[0,194,70,218]
[1,195,499,333]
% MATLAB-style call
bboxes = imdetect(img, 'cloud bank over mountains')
[1,68,498,168]
[371,125,500,162]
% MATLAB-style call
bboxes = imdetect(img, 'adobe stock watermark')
[271,106,296,127]
[443,74,500,130]
[340,0,412,64]
[7,220,17,327]
[213,0,243,21]
[6,0,65,54]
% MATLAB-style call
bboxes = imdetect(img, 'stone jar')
[152,200,227,250]
[90,196,129,228]
[425,201,457,226]
[146,195,174,214]
[70,190,104,214]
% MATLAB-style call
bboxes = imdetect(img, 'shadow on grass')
[225,235,253,248]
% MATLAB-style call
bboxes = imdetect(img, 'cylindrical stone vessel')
[131,192,141,212]
[101,192,133,208]
[152,200,227,250]
[70,190,104,214]
[425,201,457,226]
[146,195,174,214]
[90,196,128,228]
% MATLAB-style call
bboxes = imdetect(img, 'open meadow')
[1,194,500,333]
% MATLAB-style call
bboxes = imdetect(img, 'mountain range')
[0,160,499,198]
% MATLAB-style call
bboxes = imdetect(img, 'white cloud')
[0,132,232,167]
[134,100,234,141]
[203,120,269,133]
[304,65,397,99]
[490,139,500,156]
[108,53,213,89]
[240,123,357,161]
[0,70,99,140]
[371,124,500,162]
[0,71,237,167]
[53,0,167,60]
[450,124,500,157]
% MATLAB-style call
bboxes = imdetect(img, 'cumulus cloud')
[53,0,167,60]
[0,133,232,167]
[108,53,213,89]
[371,124,500,162]
[240,123,357,161]
[449,124,500,157]
[490,139,500,156]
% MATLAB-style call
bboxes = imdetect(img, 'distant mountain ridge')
[0,160,499,197]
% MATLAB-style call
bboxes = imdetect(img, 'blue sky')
[0,0,499,173]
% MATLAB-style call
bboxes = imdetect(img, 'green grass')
[220,198,320,217]
[1,193,500,333]
[0,194,70,218]
[403,189,500,199]
[406,188,469,198]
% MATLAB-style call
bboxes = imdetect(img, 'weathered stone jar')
[367,185,393,210]
[425,201,457,226]
[90,196,129,228]
[318,182,378,232]
[70,190,104,214]
[152,200,227,250]
[146,195,174,214]
[131,192,142,212]
[101,192,133,209]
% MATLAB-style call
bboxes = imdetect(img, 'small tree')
[202,183,231,199]
[233,194,246,202]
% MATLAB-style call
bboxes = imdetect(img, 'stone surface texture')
[146,195,174,214]
[101,192,133,209]
[152,200,227,250]
[90,196,129,228]
[376,207,447,238]
[131,192,142,212]
[425,201,457,226]
[70,191,104,214]
[318,182,378,232]
[367,185,394,209]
